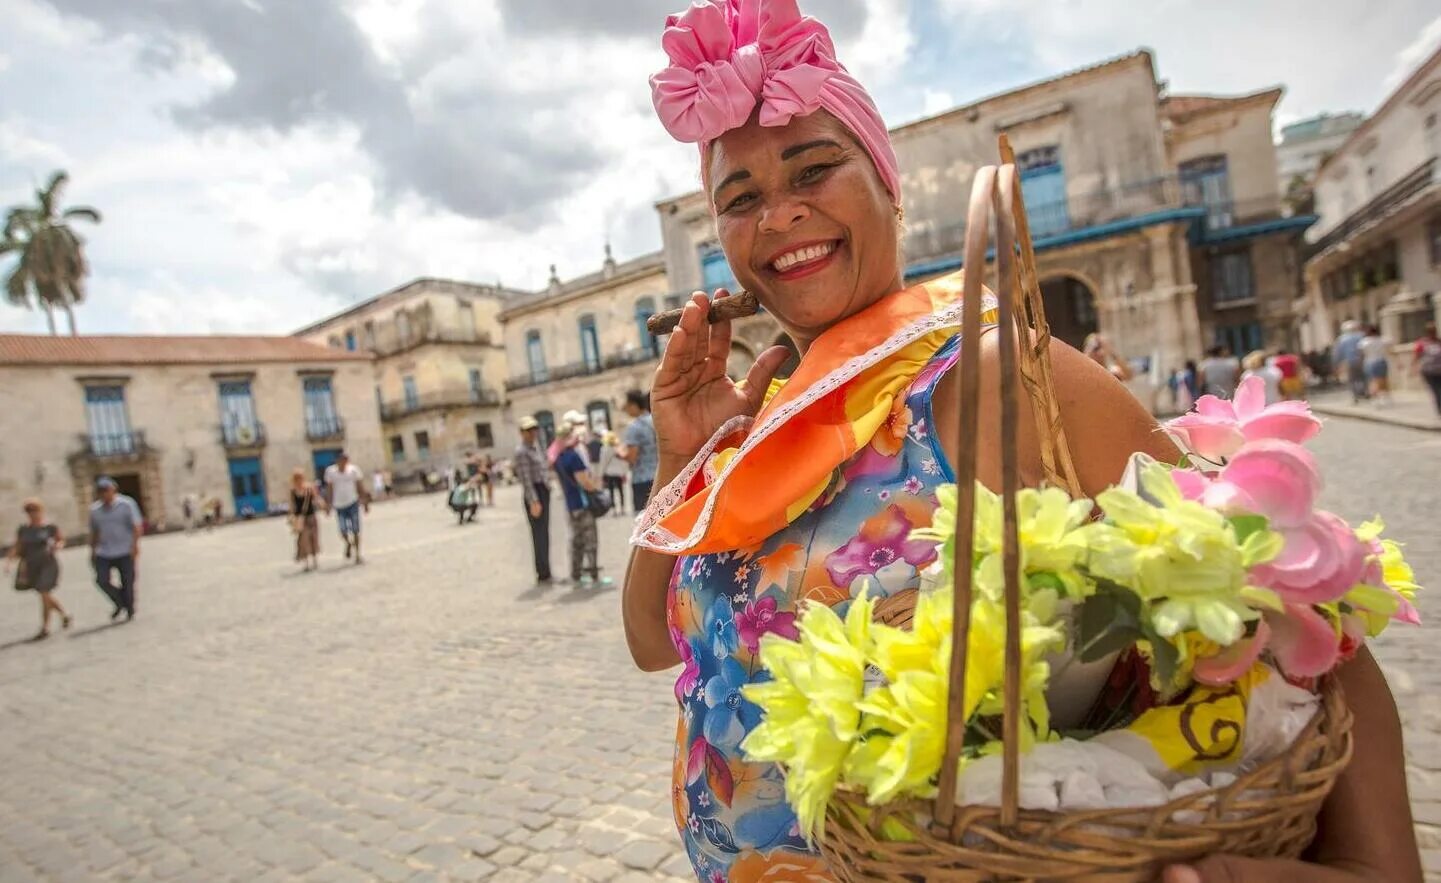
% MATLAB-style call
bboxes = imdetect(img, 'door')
[312,448,342,482]
[228,457,267,518]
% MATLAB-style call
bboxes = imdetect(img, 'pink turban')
[650,0,901,202]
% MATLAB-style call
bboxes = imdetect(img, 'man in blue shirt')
[554,418,612,588]
[1331,320,1369,403]
[89,476,142,621]
[620,389,659,513]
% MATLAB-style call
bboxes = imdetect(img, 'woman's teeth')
[772,242,836,272]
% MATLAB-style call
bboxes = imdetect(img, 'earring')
[894,205,905,223]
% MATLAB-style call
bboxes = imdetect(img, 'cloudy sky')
[2,0,1438,336]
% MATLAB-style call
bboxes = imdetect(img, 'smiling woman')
[621,2,1421,882]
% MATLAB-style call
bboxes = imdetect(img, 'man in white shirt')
[323,451,369,564]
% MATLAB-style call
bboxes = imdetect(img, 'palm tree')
[2,171,102,336]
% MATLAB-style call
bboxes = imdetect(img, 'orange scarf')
[632,269,993,556]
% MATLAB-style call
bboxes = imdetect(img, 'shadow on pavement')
[556,584,618,604]
[67,621,130,640]
[516,582,558,602]
[0,634,47,652]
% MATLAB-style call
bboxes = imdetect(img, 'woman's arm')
[623,455,687,672]
[939,334,1421,880]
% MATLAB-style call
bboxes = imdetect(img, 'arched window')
[635,296,658,356]
[526,330,547,381]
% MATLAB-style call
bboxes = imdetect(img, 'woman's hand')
[1164,857,1371,882]
[651,290,790,462]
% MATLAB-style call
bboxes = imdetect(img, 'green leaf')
[1076,591,1142,662]
[1228,514,1269,544]
[1141,623,1180,688]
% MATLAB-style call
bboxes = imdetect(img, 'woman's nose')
[760,200,810,233]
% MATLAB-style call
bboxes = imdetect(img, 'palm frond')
[38,170,69,218]
[63,206,102,224]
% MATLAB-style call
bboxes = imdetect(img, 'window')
[218,380,259,444]
[664,294,684,311]
[84,385,134,454]
[402,375,419,409]
[344,330,357,351]
[1180,155,1234,229]
[469,368,484,402]
[526,330,547,381]
[327,335,342,349]
[1017,145,1069,237]
[579,314,601,372]
[303,376,340,436]
[1215,323,1263,357]
[534,410,556,447]
[458,300,476,340]
[396,310,412,346]
[635,296,659,356]
[586,400,612,434]
[1428,217,1441,267]
[389,435,406,462]
[700,246,738,293]
[363,321,376,350]
[475,422,494,448]
[415,430,431,460]
[1212,250,1254,305]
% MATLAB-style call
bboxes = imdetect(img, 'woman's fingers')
[1164,857,1362,883]
[701,292,735,384]
[741,345,792,412]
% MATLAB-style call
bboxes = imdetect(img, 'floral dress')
[667,335,962,882]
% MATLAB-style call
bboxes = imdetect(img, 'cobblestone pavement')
[0,413,1437,882]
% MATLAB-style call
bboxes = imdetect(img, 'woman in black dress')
[289,469,324,572]
[5,499,70,639]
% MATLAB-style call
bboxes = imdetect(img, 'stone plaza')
[0,414,1438,882]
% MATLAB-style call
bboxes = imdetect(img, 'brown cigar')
[646,290,760,335]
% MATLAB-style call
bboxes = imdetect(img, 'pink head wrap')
[650,0,901,202]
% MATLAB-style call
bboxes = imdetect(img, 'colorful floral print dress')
[667,335,963,882]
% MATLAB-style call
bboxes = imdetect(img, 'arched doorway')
[1039,275,1099,350]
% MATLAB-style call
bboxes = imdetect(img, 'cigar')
[646,290,760,335]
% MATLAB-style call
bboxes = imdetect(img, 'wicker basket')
[817,137,1355,881]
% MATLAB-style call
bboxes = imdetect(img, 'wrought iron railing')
[1307,157,1438,256]
[77,430,149,458]
[219,422,267,448]
[305,416,346,441]
[505,346,661,391]
[379,387,502,420]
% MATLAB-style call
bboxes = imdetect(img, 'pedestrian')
[290,468,323,572]
[383,470,394,497]
[322,450,369,564]
[1360,323,1393,405]
[514,415,553,585]
[1083,332,1133,381]
[1198,345,1240,398]
[585,427,604,465]
[1240,350,1282,405]
[89,476,141,622]
[599,431,629,515]
[553,421,611,588]
[1332,319,1368,403]
[619,389,658,512]
[448,478,479,524]
[371,470,387,502]
[181,492,198,534]
[1413,321,1441,415]
[5,499,71,639]
[1271,348,1306,400]
[476,454,495,506]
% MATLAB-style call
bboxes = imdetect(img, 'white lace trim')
[630,294,998,554]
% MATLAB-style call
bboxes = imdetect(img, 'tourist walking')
[290,468,324,572]
[1332,319,1368,403]
[448,478,479,524]
[514,415,553,584]
[553,423,611,587]
[619,389,658,511]
[476,454,495,506]
[5,499,70,639]
[599,431,629,515]
[1240,350,1282,405]
[1413,321,1441,415]
[1198,345,1240,398]
[1271,348,1306,400]
[371,470,387,502]
[626,2,1419,878]
[322,451,369,564]
[90,476,141,621]
[1360,324,1393,404]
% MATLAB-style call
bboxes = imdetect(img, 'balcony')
[505,346,660,392]
[379,387,502,421]
[1309,158,1438,257]
[74,430,150,459]
[364,327,495,358]
[306,416,346,442]
[219,421,267,449]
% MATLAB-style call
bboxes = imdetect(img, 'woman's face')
[24,506,42,524]
[707,110,901,349]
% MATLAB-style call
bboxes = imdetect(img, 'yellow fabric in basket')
[1117,664,1268,776]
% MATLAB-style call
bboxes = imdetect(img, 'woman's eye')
[798,163,834,183]
[723,193,756,213]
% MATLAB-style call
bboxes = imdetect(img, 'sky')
[1,0,1439,337]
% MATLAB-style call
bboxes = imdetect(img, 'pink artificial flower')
[1192,605,1343,685]
[736,596,799,653]
[1166,375,1321,464]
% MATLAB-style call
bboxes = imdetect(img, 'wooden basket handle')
[931,137,1080,835]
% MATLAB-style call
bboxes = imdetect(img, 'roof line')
[292,277,516,336]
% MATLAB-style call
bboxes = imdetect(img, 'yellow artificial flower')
[741,592,876,839]
[1088,462,1280,646]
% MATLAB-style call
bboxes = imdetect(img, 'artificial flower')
[741,592,876,839]
[736,596,799,653]
[1165,374,1321,463]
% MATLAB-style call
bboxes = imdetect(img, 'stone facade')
[296,279,523,488]
[499,252,672,443]
[0,336,382,543]
[1302,46,1441,370]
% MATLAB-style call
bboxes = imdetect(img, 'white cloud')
[1382,12,1441,94]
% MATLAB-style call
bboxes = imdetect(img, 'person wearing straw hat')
[623,2,1420,881]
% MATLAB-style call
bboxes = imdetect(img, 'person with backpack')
[1414,322,1441,415]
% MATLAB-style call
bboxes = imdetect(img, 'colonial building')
[658,50,1312,395]
[0,335,382,541]
[499,250,673,445]
[1301,45,1441,360]
[1276,112,1365,195]
[295,278,522,489]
